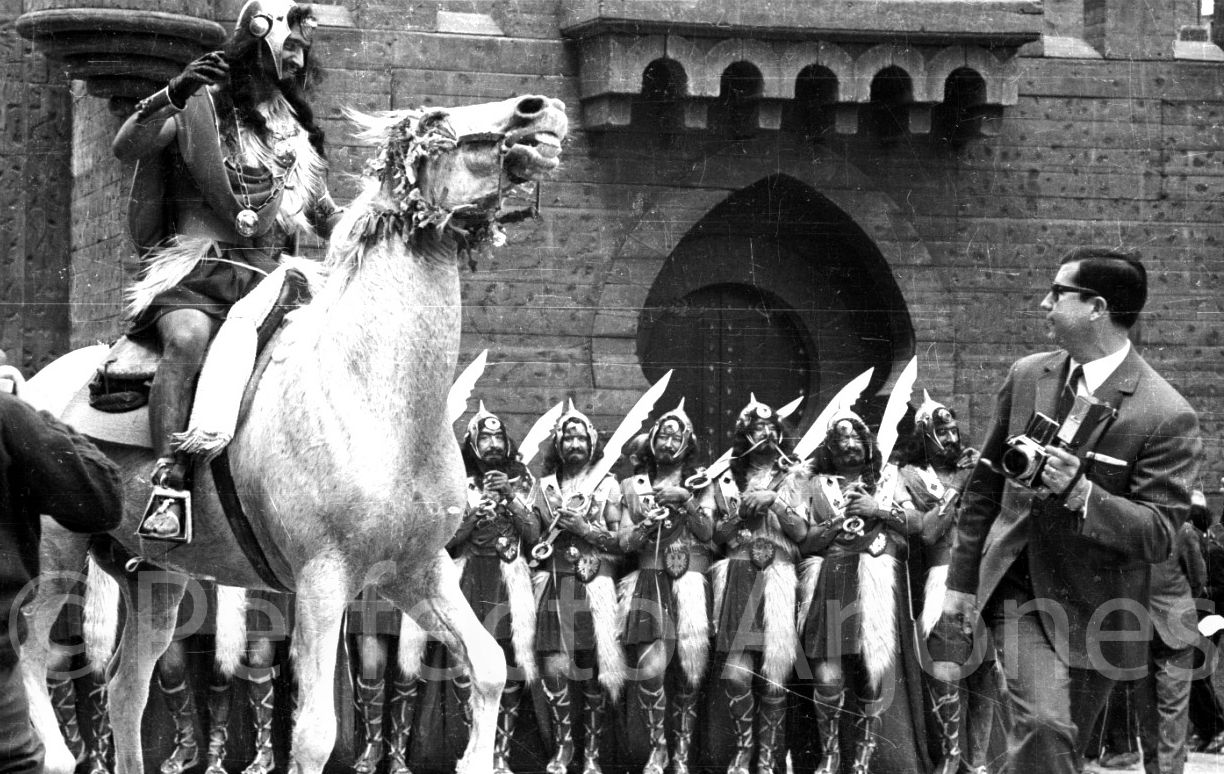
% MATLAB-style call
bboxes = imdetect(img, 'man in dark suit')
[936,248,1201,773]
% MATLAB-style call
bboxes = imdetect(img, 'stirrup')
[139,485,193,542]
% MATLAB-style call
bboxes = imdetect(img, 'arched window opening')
[865,66,913,143]
[711,61,764,139]
[633,57,687,135]
[786,65,838,140]
[934,67,987,147]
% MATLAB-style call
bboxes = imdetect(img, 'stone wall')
[53,0,1224,484]
[1,0,71,371]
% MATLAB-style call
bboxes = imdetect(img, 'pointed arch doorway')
[638,175,914,455]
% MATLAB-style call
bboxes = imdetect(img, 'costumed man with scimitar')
[112,0,340,541]
[532,401,628,774]
[799,398,930,774]
[446,403,540,774]
[617,400,721,774]
[893,393,1002,774]
[711,396,810,774]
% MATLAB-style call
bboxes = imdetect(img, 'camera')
[999,394,1116,489]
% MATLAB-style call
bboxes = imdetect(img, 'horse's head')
[348,95,567,252]
[416,95,567,208]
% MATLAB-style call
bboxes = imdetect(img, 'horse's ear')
[415,109,450,137]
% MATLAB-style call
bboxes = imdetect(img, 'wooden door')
[642,283,812,457]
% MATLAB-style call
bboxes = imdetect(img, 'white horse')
[19,94,568,774]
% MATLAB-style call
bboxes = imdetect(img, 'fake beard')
[927,439,963,470]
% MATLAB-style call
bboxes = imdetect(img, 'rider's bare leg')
[143,308,218,537]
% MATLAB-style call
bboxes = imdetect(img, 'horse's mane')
[325,107,464,280]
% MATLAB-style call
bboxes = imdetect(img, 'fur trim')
[615,570,640,635]
[795,556,824,635]
[214,585,248,678]
[710,558,729,637]
[500,555,539,685]
[921,563,949,639]
[126,237,218,318]
[586,575,627,701]
[82,557,120,673]
[857,553,898,691]
[673,571,710,689]
[397,612,428,680]
[760,562,798,688]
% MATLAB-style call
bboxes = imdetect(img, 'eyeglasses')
[1048,282,1099,301]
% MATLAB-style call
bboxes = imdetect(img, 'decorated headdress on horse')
[464,401,509,455]
[648,398,694,458]
[553,399,598,451]
[235,0,316,81]
[735,393,778,434]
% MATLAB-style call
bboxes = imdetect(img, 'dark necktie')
[1056,364,1084,421]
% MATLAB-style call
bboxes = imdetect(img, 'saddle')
[62,337,159,448]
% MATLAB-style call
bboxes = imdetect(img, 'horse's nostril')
[515,97,545,117]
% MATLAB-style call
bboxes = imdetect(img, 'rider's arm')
[113,108,178,163]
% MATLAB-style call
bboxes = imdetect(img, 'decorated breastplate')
[819,475,888,557]
[539,476,605,583]
[466,479,520,562]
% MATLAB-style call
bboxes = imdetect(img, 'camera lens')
[1001,446,1036,479]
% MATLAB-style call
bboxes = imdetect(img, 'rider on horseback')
[113,0,339,541]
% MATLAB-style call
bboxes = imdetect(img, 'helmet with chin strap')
[648,398,694,458]
[914,389,958,453]
[553,399,598,452]
[235,0,316,80]
[735,393,776,434]
[464,401,508,457]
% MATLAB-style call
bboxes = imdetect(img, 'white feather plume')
[582,370,672,490]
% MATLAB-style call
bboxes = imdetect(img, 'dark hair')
[1058,248,1147,329]
[220,4,326,157]
[808,416,883,492]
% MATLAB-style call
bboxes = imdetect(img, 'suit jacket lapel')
[1088,347,1141,410]
[1036,352,1069,418]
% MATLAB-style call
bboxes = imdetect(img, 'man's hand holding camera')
[1040,445,1090,510]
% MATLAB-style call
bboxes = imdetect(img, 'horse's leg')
[21,529,92,774]
[380,549,505,774]
[110,568,189,774]
[287,552,349,774]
